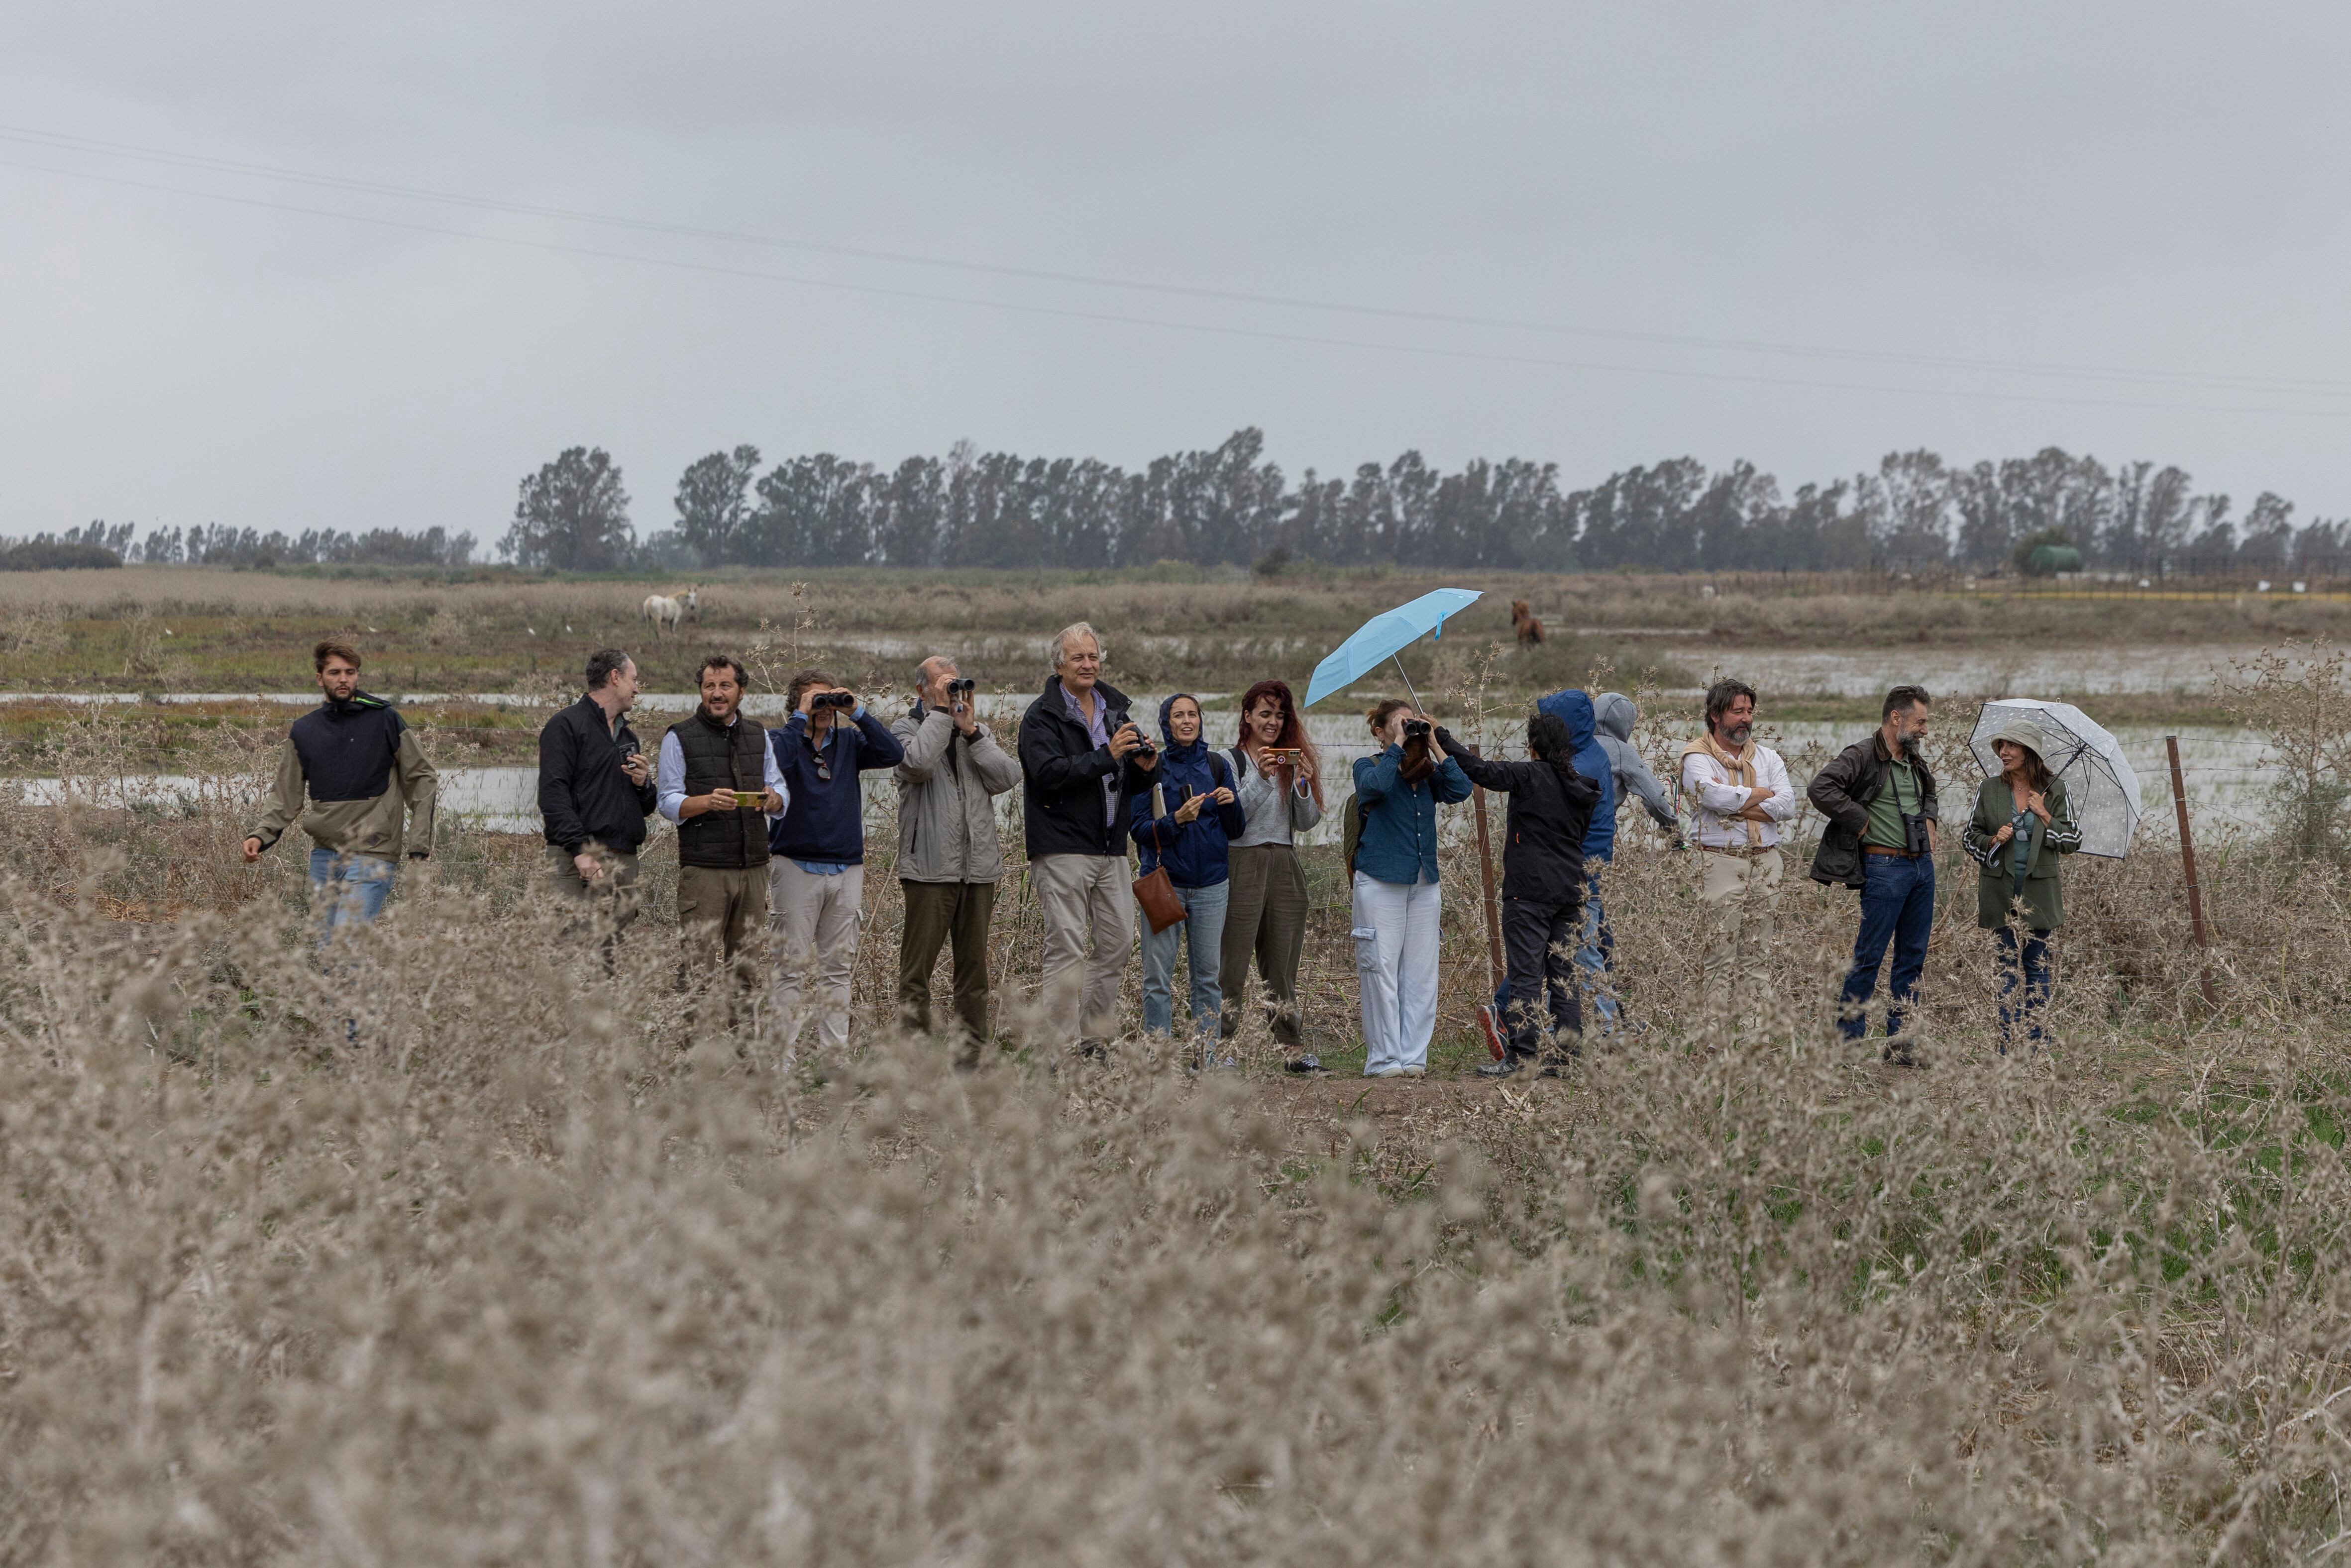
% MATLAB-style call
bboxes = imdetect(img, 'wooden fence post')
[1464,743,1507,1036]
[2166,734,2220,1009]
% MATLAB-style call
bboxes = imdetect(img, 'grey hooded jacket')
[890,702,1024,883]
[1594,693,1678,833]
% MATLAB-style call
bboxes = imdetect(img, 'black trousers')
[1501,894,1584,1060]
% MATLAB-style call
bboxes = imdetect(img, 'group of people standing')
[243,629,2083,1068]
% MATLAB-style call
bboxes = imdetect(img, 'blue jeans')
[1572,875,1621,1027]
[1141,879,1229,1038]
[309,848,396,946]
[1837,853,1934,1043]
[1995,926,2052,1052]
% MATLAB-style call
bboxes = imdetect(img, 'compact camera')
[813,691,856,711]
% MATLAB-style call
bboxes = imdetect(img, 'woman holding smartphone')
[1131,693,1246,1056]
[1219,679,1328,1070]
[1351,700,1472,1077]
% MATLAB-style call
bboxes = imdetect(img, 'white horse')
[642,594,683,635]
[679,584,701,623]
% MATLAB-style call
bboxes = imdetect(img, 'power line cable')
[4,152,2349,421]
[3,120,2347,400]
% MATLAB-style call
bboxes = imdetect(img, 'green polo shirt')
[1863,757,1922,850]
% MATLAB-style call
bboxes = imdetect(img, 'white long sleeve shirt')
[1679,744,1797,849]
[655,723,789,824]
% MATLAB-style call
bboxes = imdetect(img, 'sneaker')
[1284,1053,1324,1075]
[1365,1064,1405,1078]
[1399,1065,1426,1078]
[1076,1040,1108,1063]
[1477,1004,1506,1061]
[1476,1056,1524,1078]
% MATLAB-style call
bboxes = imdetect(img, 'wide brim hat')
[1990,721,2047,757]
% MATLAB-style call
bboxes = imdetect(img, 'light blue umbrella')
[1303,588,1484,709]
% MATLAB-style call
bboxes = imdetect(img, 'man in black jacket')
[1439,715,1602,1077]
[1017,621,1158,1053]
[1808,684,1939,1062]
[538,648,658,947]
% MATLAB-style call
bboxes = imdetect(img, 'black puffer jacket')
[1017,675,1156,859]
[1437,728,1601,902]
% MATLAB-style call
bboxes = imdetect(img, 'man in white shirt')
[656,655,789,1036]
[1677,678,1798,1038]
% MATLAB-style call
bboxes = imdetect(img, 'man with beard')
[657,655,788,1033]
[1678,679,1796,1040]
[1808,684,1940,1065]
[243,639,439,941]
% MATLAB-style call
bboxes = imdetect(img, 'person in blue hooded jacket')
[1481,689,1621,1052]
[1351,698,1473,1077]
[1131,693,1247,1054]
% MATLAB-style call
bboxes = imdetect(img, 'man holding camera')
[1808,684,1939,1064]
[893,656,1022,1061]
[1018,621,1159,1055]
[766,668,905,1054]
[658,655,788,1030]
[537,648,657,949]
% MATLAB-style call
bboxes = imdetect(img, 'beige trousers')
[769,859,865,1054]
[1699,846,1783,1031]
[1031,853,1134,1044]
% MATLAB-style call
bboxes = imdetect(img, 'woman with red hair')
[1218,679,1327,1071]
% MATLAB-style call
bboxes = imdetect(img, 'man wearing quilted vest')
[656,654,788,1034]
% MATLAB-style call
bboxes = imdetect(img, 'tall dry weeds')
[8,660,2351,1561]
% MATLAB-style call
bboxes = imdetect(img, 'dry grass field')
[7,568,2351,1559]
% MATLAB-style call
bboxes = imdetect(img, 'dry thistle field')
[9,648,2351,1564]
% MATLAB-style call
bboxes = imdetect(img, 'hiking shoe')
[1284,1053,1324,1075]
[1476,1056,1524,1079]
[1477,1004,1506,1061]
[1076,1040,1108,1063]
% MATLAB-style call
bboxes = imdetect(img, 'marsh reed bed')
[11,670,2351,1561]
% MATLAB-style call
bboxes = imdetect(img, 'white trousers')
[1032,853,1135,1043]
[1352,871,1442,1074]
[769,859,865,1053]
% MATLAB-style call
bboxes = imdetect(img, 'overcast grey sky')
[3,2,2347,543]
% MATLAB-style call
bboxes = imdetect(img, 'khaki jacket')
[251,724,439,861]
[891,704,1022,883]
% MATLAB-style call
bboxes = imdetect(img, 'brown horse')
[1510,600,1546,645]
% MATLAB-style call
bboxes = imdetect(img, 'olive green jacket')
[1960,775,2082,930]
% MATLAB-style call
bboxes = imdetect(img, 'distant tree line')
[501,434,2347,576]
[15,436,2339,576]
[1,521,477,571]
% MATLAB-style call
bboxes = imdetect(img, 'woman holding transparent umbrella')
[1961,722,2084,1052]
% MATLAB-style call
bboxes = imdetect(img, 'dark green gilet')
[669,708,771,870]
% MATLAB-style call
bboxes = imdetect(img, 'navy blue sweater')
[1130,696,1247,888]
[766,707,906,863]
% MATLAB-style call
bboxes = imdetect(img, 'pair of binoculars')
[1403,719,1432,739]
[946,677,976,696]
[813,691,856,710]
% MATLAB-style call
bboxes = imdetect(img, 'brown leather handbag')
[1133,800,1188,934]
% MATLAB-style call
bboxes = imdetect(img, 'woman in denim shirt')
[1349,699,1472,1077]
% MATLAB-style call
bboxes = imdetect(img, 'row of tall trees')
[38,437,2336,575]
[518,433,2325,575]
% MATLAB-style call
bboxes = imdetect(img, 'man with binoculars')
[893,655,1022,1062]
[1808,684,1940,1064]
[766,667,905,1054]
[1019,621,1161,1057]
